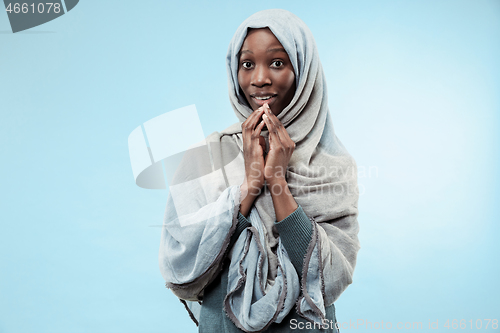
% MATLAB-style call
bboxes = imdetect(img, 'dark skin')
[238,28,298,222]
[238,28,296,116]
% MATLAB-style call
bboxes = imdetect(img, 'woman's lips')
[252,95,277,107]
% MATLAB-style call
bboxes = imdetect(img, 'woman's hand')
[261,103,296,187]
[240,106,267,217]
[261,103,298,221]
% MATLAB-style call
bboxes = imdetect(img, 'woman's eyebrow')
[266,47,287,53]
[239,47,287,56]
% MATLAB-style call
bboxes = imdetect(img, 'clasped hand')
[241,103,295,196]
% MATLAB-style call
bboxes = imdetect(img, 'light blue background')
[1,1,499,332]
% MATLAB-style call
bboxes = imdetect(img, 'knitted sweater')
[197,206,339,333]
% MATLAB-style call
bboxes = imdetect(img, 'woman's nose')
[251,65,271,87]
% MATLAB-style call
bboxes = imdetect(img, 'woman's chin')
[252,103,282,116]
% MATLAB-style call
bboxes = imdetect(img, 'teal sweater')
[198,206,338,333]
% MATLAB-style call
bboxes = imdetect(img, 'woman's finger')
[242,109,260,133]
[264,104,295,150]
[246,107,265,130]
[251,119,266,149]
[255,118,266,136]
[242,107,264,147]
[263,104,284,132]
[255,119,267,152]
[264,105,288,145]
[263,113,283,148]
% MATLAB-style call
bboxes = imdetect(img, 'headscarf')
[159,9,360,332]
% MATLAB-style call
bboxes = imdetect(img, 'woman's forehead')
[239,28,287,56]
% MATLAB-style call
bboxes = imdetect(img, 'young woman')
[159,9,360,333]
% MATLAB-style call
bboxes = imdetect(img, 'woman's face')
[237,28,296,116]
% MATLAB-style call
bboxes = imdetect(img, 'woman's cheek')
[238,75,250,95]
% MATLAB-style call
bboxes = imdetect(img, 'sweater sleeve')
[228,212,251,251]
[274,205,313,274]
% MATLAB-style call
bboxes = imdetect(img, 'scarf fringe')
[295,220,327,323]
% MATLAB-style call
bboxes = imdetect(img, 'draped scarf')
[159,9,360,332]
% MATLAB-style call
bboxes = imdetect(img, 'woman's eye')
[242,61,253,69]
[272,60,284,68]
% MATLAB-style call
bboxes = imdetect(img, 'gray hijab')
[159,9,360,332]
